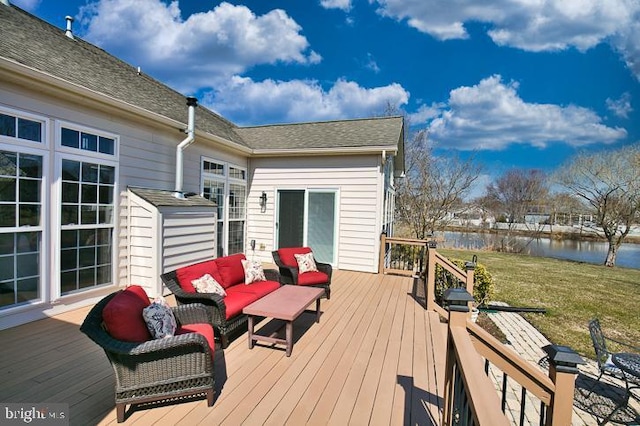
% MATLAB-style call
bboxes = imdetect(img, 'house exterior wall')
[247,155,385,273]
[0,79,240,327]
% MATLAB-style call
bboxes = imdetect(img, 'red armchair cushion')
[176,323,215,360]
[103,285,152,342]
[297,270,330,286]
[277,247,312,268]
[176,260,223,293]
[215,253,247,288]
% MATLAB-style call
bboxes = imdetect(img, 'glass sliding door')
[276,190,305,248]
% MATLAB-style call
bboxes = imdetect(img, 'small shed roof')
[128,187,216,208]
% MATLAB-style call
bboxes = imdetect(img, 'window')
[0,112,43,143]
[59,158,115,295]
[202,159,246,257]
[0,150,43,309]
[61,127,115,155]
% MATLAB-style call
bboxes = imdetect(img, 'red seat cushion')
[176,323,215,360]
[229,280,281,299]
[277,247,312,268]
[215,253,246,288]
[222,290,257,320]
[297,270,329,286]
[176,259,223,293]
[103,285,152,342]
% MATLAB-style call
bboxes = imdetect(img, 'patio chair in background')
[80,287,215,423]
[272,247,332,299]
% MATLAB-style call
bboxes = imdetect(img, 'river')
[437,231,640,270]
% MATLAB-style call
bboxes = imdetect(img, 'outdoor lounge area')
[0,270,449,425]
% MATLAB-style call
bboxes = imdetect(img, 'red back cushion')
[103,285,151,342]
[176,259,222,293]
[215,253,246,288]
[277,247,312,268]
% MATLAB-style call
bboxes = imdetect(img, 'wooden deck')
[0,270,449,425]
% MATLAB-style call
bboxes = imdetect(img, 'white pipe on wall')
[174,96,198,198]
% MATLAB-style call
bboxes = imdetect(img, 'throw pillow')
[295,252,318,274]
[191,273,227,297]
[241,259,266,284]
[142,296,177,339]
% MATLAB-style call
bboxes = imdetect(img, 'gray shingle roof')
[0,4,404,156]
[128,187,216,208]
[237,116,404,151]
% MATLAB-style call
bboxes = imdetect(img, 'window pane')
[81,132,97,152]
[16,253,38,278]
[16,277,39,302]
[79,229,96,246]
[19,154,42,178]
[0,151,17,176]
[96,229,111,245]
[99,185,113,204]
[79,247,96,268]
[19,205,40,226]
[97,245,111,265]
[97,265,111,284]
[99,137,115,155]
[100,165,115,184]
[62,159,80,181]
[229,167,246,180]
[61,230,78,249]
[81,183,97,203]
[0,233,14,255]
[60,248,77,271]
[60,270,77,293]
[0,177,16,202]
[61,128,79,148]
[0,205,16,227]
[0,256,13,281]
[0,114,16,137]
[19,179,40,202]
[228,221,244,255]
[81,205,97,224]
[61,205,78,225]
[17,118,42,142]
[16,232,38,253]
[78,268,95,289]
[0,282,15,308]
[98,206,113,224]
[82,163,98,183]
[229,184,246,220]
[62,182,79,203]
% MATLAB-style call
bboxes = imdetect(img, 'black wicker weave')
[272,250,332,300]
[160,267,281,349]
[80,291,215,423]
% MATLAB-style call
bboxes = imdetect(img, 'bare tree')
[555,144,640,267]
[396,130,482,239]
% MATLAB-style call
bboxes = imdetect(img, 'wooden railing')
[379,233,584,425]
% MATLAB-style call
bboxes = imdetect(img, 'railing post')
[543,345,584,426]
[442,288,475,424]
[425,241,437,311]
[379,231,387,274]
[464,258,476,317]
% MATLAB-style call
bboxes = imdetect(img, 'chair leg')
[206,389,215,406]
[116,403,125,423]
[220,333,229,349]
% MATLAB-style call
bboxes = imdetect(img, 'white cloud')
[606,93,633,119]
[372,0,640,79]
[425,75,627,150]
[320,0,352,12]
[78,0,320,92]
[202,76,410,125]
[408,102,445,125]
[11,0,40,11]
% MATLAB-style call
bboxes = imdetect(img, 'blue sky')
[13,0,640,193]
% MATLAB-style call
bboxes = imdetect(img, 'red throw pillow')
[176,259,223,293]
[277,247,312,268]
[103,285,152,342]
[215,253,246,288]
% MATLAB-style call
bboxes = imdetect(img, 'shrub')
[434,258,495,307]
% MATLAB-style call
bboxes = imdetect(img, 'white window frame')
[200,157,247,257]
[0,105,49,149]
[55,121,119,160]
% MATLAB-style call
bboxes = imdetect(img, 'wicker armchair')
[80,291,215,423]
[272,247,332,299]
[160,268,281,349]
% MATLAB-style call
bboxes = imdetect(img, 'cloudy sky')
[14,0,640,190]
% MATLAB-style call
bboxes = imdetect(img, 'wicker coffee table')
[243,285,325,356]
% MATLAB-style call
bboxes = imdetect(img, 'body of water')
[438,231,640,270]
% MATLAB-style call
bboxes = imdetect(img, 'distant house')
[0,4,404,328]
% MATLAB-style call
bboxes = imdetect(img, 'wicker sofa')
[161,253,281,348]
[80,286,215,423]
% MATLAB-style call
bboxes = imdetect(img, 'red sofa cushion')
[228,280,281,299]
[222,290,257,320]
[176,323,215,360]
[215,253,246,288]
[297,270,329,286]
[176,259,223,293]
[103,285,152,342]
[277,247,312,268]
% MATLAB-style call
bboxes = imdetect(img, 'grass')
[438,248,640,360]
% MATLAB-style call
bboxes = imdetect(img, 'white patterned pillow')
[191,273,226,296]
[241,259,266,284]
[142,296,177,339]
[295,252,318,274]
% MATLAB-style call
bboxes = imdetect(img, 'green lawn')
[438,248,640,359]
